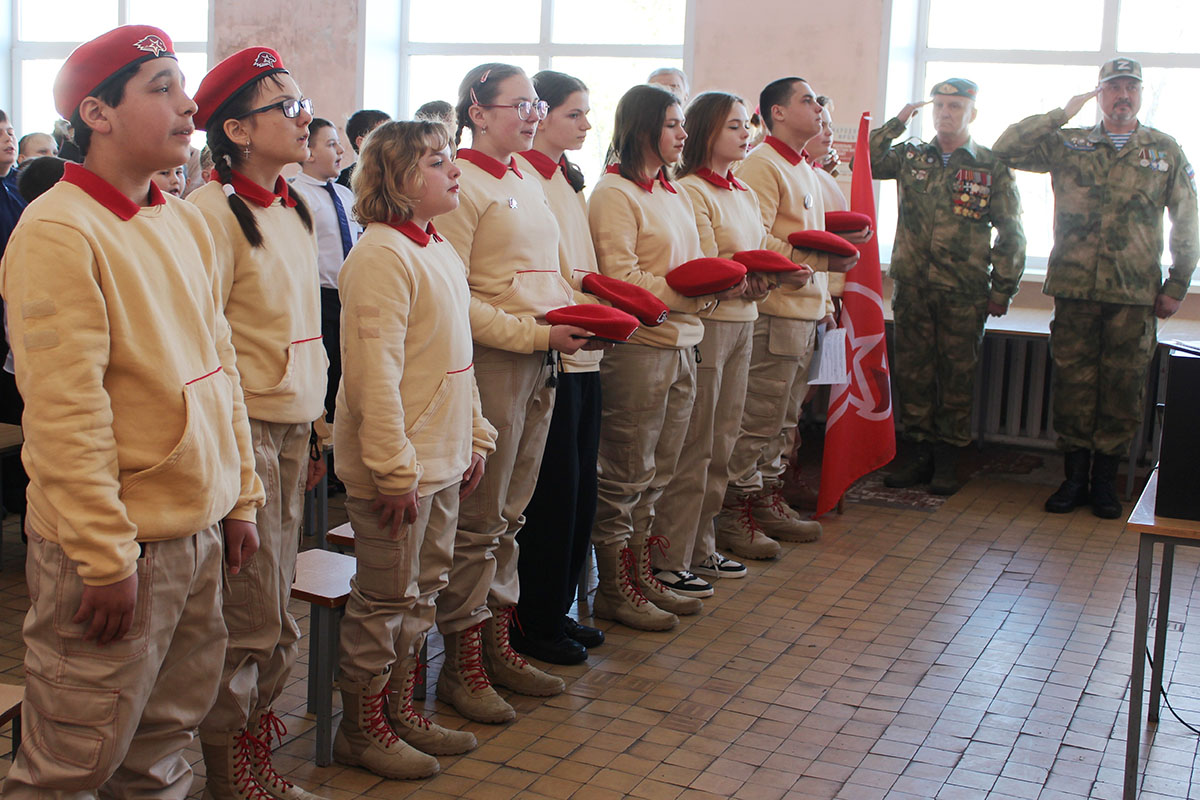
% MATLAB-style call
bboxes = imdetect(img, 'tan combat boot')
[388,650,478,755]
[716,494,782,560]
[759,480,822,542]
[333,670,440,780]
[630,532,703,615]
[483,608,565,696]
[200,729,274,800]
[592,540,678,631]
[435,622,516,723]
[247,708,328,800]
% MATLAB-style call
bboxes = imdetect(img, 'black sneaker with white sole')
[692,551,747,579]
[653,569,714,597]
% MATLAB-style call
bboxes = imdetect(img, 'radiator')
[973,334,1056,448]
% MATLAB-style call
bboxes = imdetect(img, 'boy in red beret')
[0,25,263,797]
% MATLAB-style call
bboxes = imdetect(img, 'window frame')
[359,0,695,119]
[5,0,212,128]
[880,0,1200,281]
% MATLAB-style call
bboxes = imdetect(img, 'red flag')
[814,112,896,517]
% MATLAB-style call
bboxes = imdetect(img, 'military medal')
[508,197,518,209]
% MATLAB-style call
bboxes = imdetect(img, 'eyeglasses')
[237,97,314,119]
[469,88,548,121]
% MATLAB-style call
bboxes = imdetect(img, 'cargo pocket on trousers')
[23,669,119,788]
[222,550,267,635]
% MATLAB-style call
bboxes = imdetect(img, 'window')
[364,0,689,190]
[10,0,210,146]
[882,0,1200,278]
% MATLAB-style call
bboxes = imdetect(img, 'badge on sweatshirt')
[508,197,518,209]
[804,193,813,209]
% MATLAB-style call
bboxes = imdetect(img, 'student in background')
[334,119,496,779]
[289,117,361,426]
[17,132,58,164]
[53,118,83,162]
[588,84,745,630]
[0,25,262,797]
[415,100,455,127]
[191,46,329,800]
[512,69,608,665]
[647,67,690,104]
[338,108,391,188]
[435,61,593,724]
[151,163,187,197]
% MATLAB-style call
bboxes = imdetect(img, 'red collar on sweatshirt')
[457,148,523,180]
[229,171,297,208]
[764,136,810,167]
[62,162,166,221]
[388,219,443,247]
[605,164,676,194]
[520,149,570,182]
[694,167,748,191]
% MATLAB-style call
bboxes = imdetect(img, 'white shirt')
[289,171,362,289]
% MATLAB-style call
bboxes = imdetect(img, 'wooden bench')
[291,548,355,766]
[0,682,22,759]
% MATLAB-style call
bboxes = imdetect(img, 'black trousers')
[515,370,601,637]
[0,367,26,514]
[320,287,341,421]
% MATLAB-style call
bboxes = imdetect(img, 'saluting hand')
[897,100,931,124]
[1064,88,1100,120]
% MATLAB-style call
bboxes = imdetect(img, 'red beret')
[546,304,639,343]
[665,258,746,297]
[581,273,669,327]
[194,47,289,131]
[824,210,873,233]
[731,250,804,275]
[787,229,859,258]
[54,25,176,119]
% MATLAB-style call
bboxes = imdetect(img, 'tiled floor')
[1,461,1199,799]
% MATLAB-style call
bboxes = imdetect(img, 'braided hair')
[531,70,588,193]
[453,62,525,148]
[206,73,313,248]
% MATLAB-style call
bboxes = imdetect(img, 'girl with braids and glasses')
[434,62,597,725]
[189,48,329,800]
[586,85,747,633]
[510,70,607,666]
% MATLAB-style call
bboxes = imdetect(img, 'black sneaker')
[563,617,605,648]
[692,551,747,579]
[653,569,714,598]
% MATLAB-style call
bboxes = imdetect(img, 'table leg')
[1125,536,1155,800]
[1149,543,1174,722]
[317,463,329,550]
[311,605,336,767]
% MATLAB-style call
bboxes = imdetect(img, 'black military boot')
[929,443,964,496]
[1044,449,1090,513]
[884,442,933,488]
[1089,453,1124,519]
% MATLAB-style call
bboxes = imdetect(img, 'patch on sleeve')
[357,326,380,340]
[21,299,57,319]
[1186,163,1196,190]
[356,305,381,318]
[24,329,60,350]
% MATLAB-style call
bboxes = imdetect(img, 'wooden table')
[1123,469,1200,799]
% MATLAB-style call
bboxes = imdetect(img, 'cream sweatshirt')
[517,149,602,373]
[0,165,263,586]
[335,220,497,499]
[588,167,708,349]
[438,149,574,354]
[191,176,327,424]
[737,136,833,321]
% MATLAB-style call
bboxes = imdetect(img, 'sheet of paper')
[808,326,848,385]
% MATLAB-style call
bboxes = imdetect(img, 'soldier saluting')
[994,58,1199,519]
[867,78,1025,495]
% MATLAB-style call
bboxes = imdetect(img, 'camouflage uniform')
[993,111,1199,455]
[869,117,1026,446]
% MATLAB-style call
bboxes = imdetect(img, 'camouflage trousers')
[891,280,987,447]
[1050,298,1156,456]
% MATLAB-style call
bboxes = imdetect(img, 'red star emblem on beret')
[134,35,168,57]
